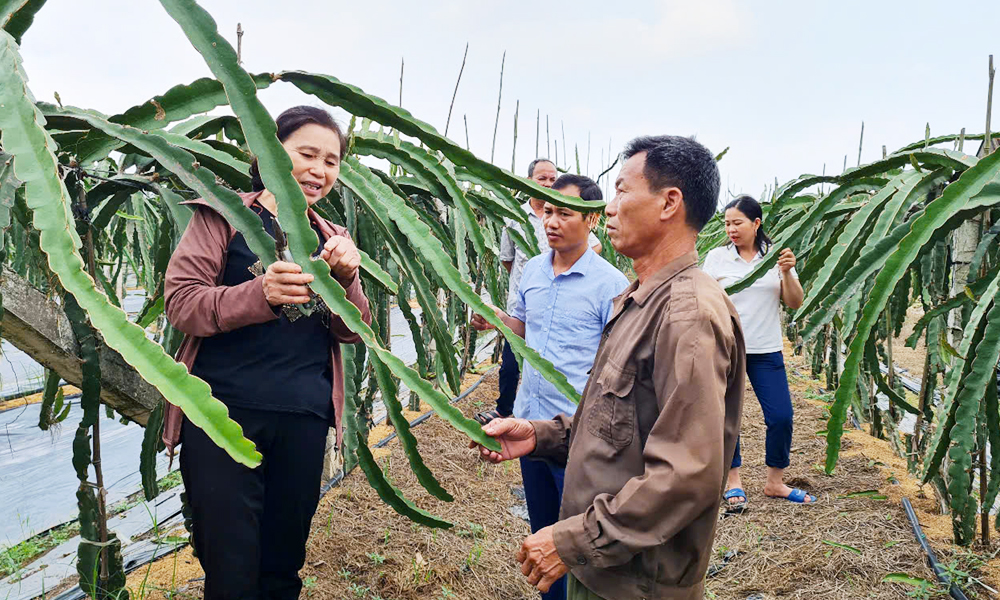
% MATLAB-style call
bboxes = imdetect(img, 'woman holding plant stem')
[703,195,815,510]
[163,106,371,600]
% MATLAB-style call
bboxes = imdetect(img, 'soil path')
[126,347,994,600]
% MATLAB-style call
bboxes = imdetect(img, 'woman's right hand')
[262,261,314,306]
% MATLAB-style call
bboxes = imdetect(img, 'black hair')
[621,135,720,232]
[724,195,773,255]
[249,106,348,192]
[527,158,555,177]
[552,173,603,203]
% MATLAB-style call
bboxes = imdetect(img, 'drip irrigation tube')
[320,364,499,495]
[901,497,969,600]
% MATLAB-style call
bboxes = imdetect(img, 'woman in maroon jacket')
[163,106,371,600]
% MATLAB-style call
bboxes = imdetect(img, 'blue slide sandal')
[777,488,817,504]
[723,488,748,514]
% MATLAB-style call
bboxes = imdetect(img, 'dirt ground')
[122,339,998,600]
[892,304,928,381]
[704,342,957,600]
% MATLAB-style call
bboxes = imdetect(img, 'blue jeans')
[731,351,794,470]
[520,457,567,600]
[496,340,519,416]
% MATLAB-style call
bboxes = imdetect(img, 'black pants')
[180,407,329,600]
[496,340,519,416]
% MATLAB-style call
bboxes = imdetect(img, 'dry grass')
[119,340,1000,600]
[705,343,946,599]
[302,370,535,600]
[0,384,81,412]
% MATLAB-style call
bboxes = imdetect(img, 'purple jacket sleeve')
[324,226,372,342]
[164,206,279,338]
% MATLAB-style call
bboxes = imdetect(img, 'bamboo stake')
[444,42,469,137]
[913,351,931,454]
[958,127,966,152]
[76,181,109,582]
[985,55,995,157]
[981,442,989,544]
[981,54,994,546]
[535,109,540,158]
[857,121,864,166]
[554,140,558,169]
[463,114,470,150]
[511,99,519,172]
[490,51,506,164]
[561,121,567,170]
[236,23,243,65]
[586,131,591,176]
[399,57,404,106]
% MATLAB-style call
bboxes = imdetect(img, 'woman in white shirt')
[703,196,816,510]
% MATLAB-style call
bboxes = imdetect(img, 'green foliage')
[355,432,452,529]
[697,121,1000,546]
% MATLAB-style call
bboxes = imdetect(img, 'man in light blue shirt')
[472,174,628,600]
[482,158,601,422]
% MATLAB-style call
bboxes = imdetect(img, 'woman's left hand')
[777,248,796,274]
[320,235,361,286]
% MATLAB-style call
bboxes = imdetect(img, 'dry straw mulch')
[303,369,535,600]
[126,346,1000,600]
[705,344,941,599]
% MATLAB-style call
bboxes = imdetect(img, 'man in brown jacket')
[472,135,746,600]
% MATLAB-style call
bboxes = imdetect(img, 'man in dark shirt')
[472,136,746,600]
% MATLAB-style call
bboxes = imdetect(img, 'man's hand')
[262,261,314,306]
[469,305,506,331]
[517,526,569,593]
[777,248,796,274]
[468,417,536,463]
[319,235,361,286]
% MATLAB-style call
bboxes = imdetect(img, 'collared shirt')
[499,201,600,310]
[508,248,629,421]
[531,251,746,600]
[702,244,798,354]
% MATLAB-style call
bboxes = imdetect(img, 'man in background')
[478,159,602,424]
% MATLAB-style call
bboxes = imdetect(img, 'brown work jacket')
[161,191,371,456]
[532,251,746,600]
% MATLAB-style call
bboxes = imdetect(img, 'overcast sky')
[15,0,1000,202]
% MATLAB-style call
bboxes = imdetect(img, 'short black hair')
[527,158,555,177]
[552,174,602,202]
[621,135,720,232]
[250,106,348,192]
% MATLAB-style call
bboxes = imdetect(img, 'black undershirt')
[191,203,334,422]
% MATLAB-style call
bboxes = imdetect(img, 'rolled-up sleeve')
[552,314,734,568]
[499,220,516,262]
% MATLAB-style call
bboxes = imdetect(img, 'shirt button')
[576,556,587,565]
